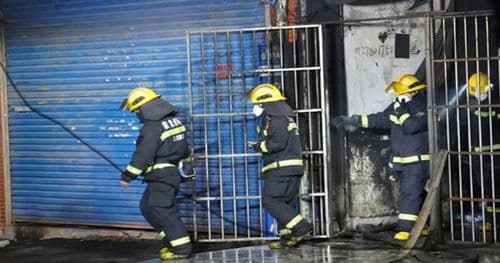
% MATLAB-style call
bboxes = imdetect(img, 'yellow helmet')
[385,74,426,95]
[468,72,490,97]
[248,83,286,104]
[120,87,160,111]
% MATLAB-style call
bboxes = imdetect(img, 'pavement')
[1,234,500,263]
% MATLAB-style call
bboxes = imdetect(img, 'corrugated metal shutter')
[2,0,264,228]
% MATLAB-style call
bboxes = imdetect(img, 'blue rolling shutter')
[2,0,264,228]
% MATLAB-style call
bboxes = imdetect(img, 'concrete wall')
[344,1,427,114]
[342,0,428,230]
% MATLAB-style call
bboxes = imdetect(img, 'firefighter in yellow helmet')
[464,72,500,229]
[119,87,194,260]
[468,71,493,102]
[248,83,312,249]
[332,74,430,241]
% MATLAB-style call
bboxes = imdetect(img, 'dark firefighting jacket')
[462,94,500,170]
[361,91,429,165]
[255,101,304,177]
[122,98,190,183]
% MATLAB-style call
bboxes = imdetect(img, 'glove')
[247,141,259,151]
[331,115,360,132]
[119,180,130,188]
[179,159,196,183]
[121,170,136,182]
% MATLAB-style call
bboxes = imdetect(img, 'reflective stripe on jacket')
[127,116,190,182]
[360,92,429,164]
[256,114,303,177]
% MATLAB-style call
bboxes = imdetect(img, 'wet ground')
[0,235,499,263]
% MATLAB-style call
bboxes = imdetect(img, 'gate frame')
[186,24,332,242]
[425,10,499,244]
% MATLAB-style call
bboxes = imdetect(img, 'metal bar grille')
[186,25,331,241]
[427,11,500,243]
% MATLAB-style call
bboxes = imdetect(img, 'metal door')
[186,24,332,241]
[426,10,500,243]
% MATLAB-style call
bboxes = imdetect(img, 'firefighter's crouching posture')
[332,74,430,241]
[248,83,312,249]
[119,87,194,260]
[465,72,500,229]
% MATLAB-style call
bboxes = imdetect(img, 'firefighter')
[465,72,500,229]
[119,87,194,260]
[248,83,312,249]
[332,74,430,241]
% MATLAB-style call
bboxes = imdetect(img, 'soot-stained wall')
[343,0,428,229]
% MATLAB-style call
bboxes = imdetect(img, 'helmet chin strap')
[119,98,129,111]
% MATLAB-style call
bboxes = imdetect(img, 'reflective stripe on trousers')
[399,213,418,221]
[392,154,430,164]
[487,206,500,213]
[170,236,191,247]
[285,214,304,229]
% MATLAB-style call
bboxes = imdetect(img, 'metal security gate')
[186,25,331,241]
[426,10,500,243]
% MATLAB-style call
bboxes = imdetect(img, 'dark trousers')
[470,155,500,200]
[262,175,311,236]
[396,162,429,232]
[470,155,500,220]
[140,178,191,254]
